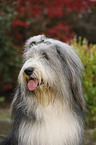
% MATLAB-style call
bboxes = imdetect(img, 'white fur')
[25,35,46,48]
[18,96,82,145]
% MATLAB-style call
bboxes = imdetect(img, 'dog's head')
[18,35,85,110]
[19,35,61,93]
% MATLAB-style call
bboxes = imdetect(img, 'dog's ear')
[56,44,86,112]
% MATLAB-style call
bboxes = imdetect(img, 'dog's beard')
[22,69,57,106]
[34,87,55,105]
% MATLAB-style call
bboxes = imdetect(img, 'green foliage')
[91,128,96,138]
[71,38,96,127]
[0,96,5,103]
[0,1,21,91]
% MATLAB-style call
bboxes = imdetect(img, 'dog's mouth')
[26,77,44,91]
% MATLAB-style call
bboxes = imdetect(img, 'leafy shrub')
[71,38,96,127]
[2,0,95,45]
[0,1,21,93]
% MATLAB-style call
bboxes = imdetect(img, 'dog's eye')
[42,52,49,60]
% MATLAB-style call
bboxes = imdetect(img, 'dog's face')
[18,35,85,109]
[19,43,62,93]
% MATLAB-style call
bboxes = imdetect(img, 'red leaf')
[12,20,29,28]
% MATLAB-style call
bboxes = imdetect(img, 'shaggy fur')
[0,35,85,145]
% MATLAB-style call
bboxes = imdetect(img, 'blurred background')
[0,0,96,144]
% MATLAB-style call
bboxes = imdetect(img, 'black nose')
[24,67,34,76]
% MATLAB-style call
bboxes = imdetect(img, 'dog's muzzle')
[24,67,44,91]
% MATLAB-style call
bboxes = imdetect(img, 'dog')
[0,35,85,145]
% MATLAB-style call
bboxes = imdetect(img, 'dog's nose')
[24,67,34,76]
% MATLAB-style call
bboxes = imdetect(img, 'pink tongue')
[28,79,38,91]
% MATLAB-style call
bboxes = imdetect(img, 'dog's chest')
[18,104,80,145]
